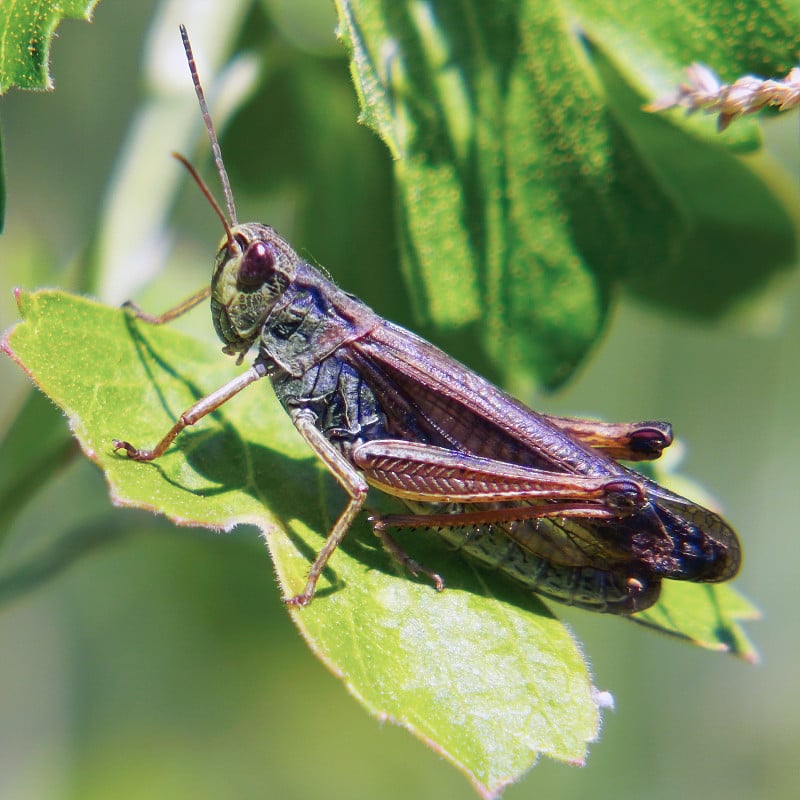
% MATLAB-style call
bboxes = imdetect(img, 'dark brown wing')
[630,480,741,582]
[347,320,620,476]
[346,320,741,585]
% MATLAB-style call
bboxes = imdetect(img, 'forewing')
[348,322,615,476]
[641,482,742,582]
[346,322,740,586]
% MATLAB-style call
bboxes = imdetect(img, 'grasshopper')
[113,27,741,614]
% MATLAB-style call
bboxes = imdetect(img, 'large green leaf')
[335,0,800,388]
[0,2,771,792]
[0,0,100,93]
[2,287,756,794]
[2,289,598,796]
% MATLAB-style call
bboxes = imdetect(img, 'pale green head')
[210,222,300,361]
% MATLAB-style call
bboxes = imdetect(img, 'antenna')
[172,152,237,250]
[179,24,239,227]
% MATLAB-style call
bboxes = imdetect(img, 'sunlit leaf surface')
[3,287,757,794]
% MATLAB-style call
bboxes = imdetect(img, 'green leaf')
[0,0,100,94]
[2,288,758,789]
[335,0,800,388]
[634,582,760,663]
[3,289,602,797]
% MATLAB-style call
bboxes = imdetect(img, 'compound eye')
[238,241,276,288]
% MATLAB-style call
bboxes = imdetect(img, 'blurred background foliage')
[0,0,799,798]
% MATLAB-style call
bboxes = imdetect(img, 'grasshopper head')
[211,222,299,361]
